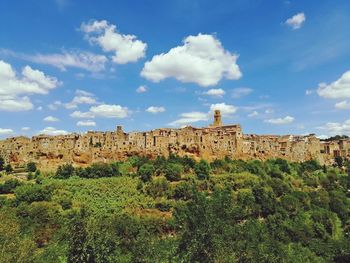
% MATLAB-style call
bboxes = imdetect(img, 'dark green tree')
[26,162,37,172]
[194,160,210,180]
[138,163,154,182]
[164,163,183,181]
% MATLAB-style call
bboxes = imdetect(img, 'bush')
[164,163,183,182]
[5,164,13,174]
[194,160,210,180]
[0,179,23,194]
[173,181,194,200]
[146,178,169,198]
[55,164,75,179]
[26,162,37,173]
[138,163,154,182]
[15,184,53,203]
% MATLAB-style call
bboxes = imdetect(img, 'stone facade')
[0,111,349,169]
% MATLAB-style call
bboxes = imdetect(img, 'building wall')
[0,122,348,170]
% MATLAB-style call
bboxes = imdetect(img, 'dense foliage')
[0,156,350,262]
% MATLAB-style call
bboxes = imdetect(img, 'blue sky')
[1,0,350,138]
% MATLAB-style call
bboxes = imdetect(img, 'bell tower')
[213,110,222,127]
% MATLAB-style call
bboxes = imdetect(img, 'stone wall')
[0,112,348,170]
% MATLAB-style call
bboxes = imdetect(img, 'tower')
[213,110,222,127]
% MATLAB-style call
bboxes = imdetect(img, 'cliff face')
[0,121,348,170]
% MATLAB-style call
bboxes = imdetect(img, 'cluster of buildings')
[0,110,349,169]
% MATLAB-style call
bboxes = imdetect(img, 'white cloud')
[317,71,350,99]
[0,96,33,111]
[65,89,98,109]
[305,89,314,95]
[335,100,350,110]
[48,101,63,110]
[141,33,242,87]
[146,106,165,114]
[81,20,147,64]
[21,127,30,131]
[77,120,96,127]
[39,127,69,136]
[23,51,107,72]
[0,128,14,135]
[248,111,258,117]
[209,103,237,117]
[0,60,60,112]
[70,110,95,119]
[89,104,129,118]
[318,119,350,136]
[37,106,43,111]
[265,116,295,125]
[203,88,225,97]
[43,116,59,122]
[231,87,253,98]
[169,102,237,126]
[285,12,306,30]
[265,109,274,114]
[136,85,147,93]
[169,112,208,126]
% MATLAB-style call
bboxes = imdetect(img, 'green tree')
[55,163,75,179]
[0,156,4,171]
[26,162,37,172]
[194,160,210,180]
[138,163,154,182]
[5,164,13,174]
[164,163,183,181]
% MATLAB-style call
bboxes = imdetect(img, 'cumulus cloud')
[317,71,350,99]
[38,127,69,136]
[89,104,129,118]
[203,88,225,97]
[209,103,237,117]
[146,106,165,114]
[136,85,147,93]
[0,128,14,135]
[0,96,33,111]
[169,102,237,126]
[23,51,108,72]
[231,87,253,98]
[169,112,209,126]
[285,12,306,30]
[43,116,59,122]
[65,89,98,109]
[81,20,147,64]
[21,127,30,131]
[70,111,95,119]
[141,33,242,87]
[48,101,63,110]
[77,120,96,127]
[335,100,350,110]
[0,60,60,111]
[265,116,295,125]
[248,111,258,117]
[318,119,350,136]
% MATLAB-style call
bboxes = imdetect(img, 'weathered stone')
[0,111,348,170]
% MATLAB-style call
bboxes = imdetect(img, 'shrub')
[146,178,169,198]
[26,162,37,173]
[0,179,23,194]
[138,163,154,182]
[194,160,210,180]
[164,163,183,182]
[15,184,53,203]
[55,164,75,179]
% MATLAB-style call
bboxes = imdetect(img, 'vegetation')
[0,155,349,262]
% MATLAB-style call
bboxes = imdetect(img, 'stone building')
[0,111,348,169]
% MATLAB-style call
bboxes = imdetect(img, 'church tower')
[213,110,222,127]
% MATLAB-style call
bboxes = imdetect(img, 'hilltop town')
[0,110,349,170]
